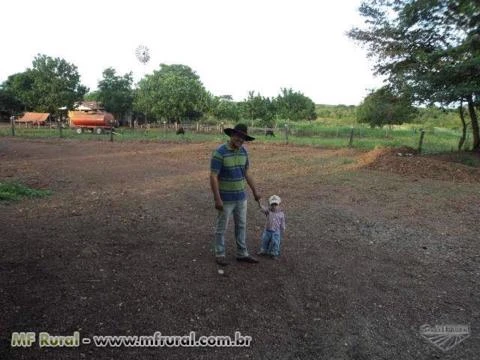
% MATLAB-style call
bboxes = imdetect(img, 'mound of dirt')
[360,147,480,183]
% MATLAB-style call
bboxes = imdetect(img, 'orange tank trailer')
[68,111,115,134]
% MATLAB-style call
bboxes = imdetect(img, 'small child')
[257,195,286,259]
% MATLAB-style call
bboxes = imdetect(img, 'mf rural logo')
[420,324,470,352]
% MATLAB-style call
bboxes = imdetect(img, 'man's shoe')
[215,257,229,266]
[236,255,259,264]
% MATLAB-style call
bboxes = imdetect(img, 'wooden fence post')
[418,129,425,153]
[348,127,354,147]
[284,123,289,145]
[10,116,16,136]
[58,120,63,138]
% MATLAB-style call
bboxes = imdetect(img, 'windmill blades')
[135,45,151,64]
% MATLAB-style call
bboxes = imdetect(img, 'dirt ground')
[1,137,479,360]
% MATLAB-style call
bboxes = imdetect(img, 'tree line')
[0,56,316,126]
[349,0,480,151]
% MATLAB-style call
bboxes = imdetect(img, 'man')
[210,124,261,266]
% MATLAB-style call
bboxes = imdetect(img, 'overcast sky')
[1,0,383,105]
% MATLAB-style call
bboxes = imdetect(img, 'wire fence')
[0,121,468,154]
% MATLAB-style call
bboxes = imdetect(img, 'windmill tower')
[134,45,151,127]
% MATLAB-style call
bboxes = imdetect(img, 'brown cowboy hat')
[224,123,255,141]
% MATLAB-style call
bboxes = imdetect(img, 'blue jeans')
[214,200,249,258]
[260,230,282,256]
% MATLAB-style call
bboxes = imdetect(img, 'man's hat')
[224,123,255,141]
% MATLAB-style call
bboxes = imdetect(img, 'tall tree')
[275,88,317,121]
[2,71,36,111]
[134,64,208,123]
[209,94,240,121]
[84,91,101,102]
[239,91,276,125]
[2,54,87,115]
[356,86,416,127]
[348,0,480,150]
[97,68,134,120]
[0,84,27,114]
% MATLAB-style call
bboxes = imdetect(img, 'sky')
[0,0,384,105]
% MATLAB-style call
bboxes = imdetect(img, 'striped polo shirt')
[210,143,249,202]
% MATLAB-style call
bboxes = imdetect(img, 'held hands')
[256,197,268,215]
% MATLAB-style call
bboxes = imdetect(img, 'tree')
[356,86,416,127]
[275,88,317,121]
[0,85,26,114]
[97,68,134,120]
[239,91,276,125]
[348,0,480,150]
[209,94,240,121]
[134,64,209,123]
[2,54,87,116]
[84,91,101,102]
[2,71,36,111]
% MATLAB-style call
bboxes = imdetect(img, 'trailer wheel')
[75,128,83,134]
[95,128,103,135]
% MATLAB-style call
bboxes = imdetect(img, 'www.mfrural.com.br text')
[11,331,252,348]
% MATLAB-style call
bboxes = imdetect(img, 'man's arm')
[210,172,223,210]
[245,168,261,201]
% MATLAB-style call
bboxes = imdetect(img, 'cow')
[176,126,185,135]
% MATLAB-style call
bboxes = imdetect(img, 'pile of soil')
[360,146,480,183]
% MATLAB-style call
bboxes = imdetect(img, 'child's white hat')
[268,195,281,205]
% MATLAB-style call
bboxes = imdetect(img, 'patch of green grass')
[0,181,52,202]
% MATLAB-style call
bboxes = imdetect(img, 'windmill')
[135,45,151,65]
[134,45,151,128]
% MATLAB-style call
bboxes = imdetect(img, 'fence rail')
[0,122,467,154]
